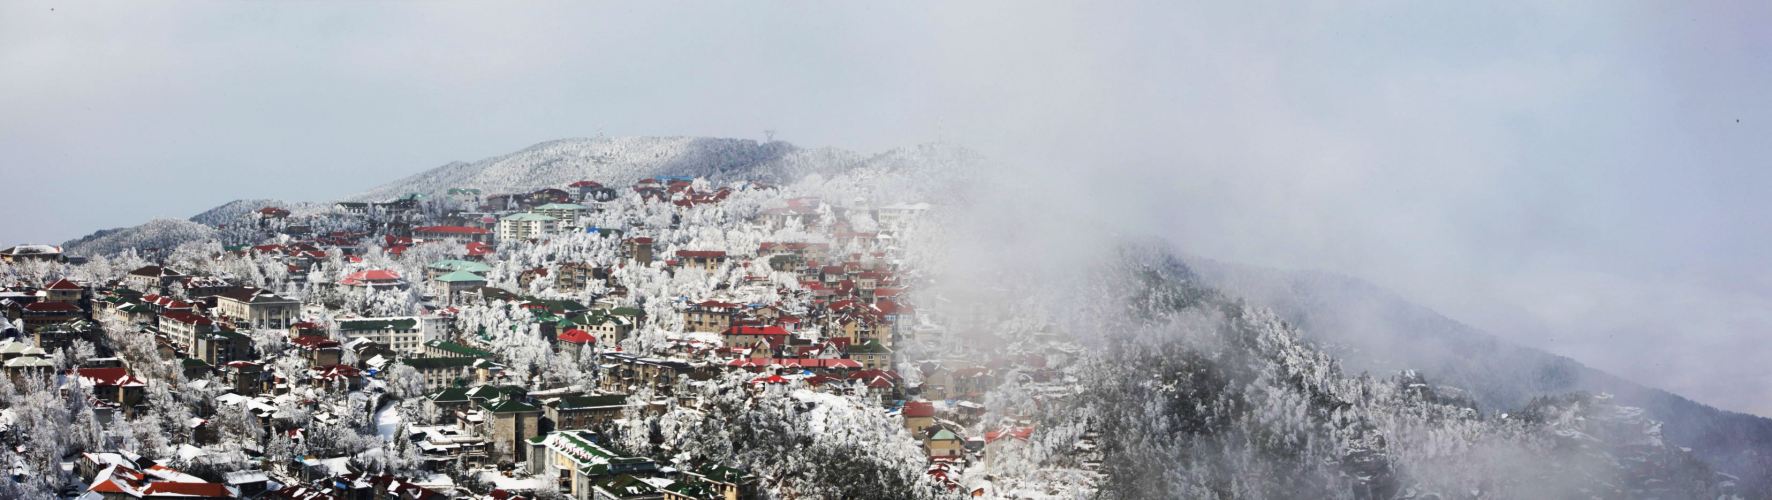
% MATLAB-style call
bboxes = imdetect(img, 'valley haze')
[2,1,1769,498]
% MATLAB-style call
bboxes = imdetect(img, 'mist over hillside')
[35,136,1768,497]
[1186,257,1772,493]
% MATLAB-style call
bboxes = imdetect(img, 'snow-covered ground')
[475,468,545,492]
[375,401,401,441]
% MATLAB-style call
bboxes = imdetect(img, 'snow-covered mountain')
[1186,256,1772,495]
[348,136,862,202]
[347,136,978,205]
[60,218,218,258]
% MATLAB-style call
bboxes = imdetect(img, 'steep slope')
[1186,256,1772,495]
[348,136,868,202]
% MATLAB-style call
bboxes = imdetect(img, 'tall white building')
[532,203,588,231]
[498,212,558,241]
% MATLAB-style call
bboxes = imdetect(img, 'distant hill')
[348,136,866,202]
[60,137,977,259]
[61,218,218,257]
[188,199,287,227]
[1187,256,1772,494]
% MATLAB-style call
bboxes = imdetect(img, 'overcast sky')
[3,1,1770,414]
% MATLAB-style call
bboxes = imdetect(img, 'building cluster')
[0,172,1006,499]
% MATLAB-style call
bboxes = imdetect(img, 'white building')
[532,203,589,231]
[336,317,424,354]
[215,288,301,330]
[498,212,559,241]
[875,202,931,231]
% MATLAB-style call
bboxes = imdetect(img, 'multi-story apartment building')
[498,212,558,241]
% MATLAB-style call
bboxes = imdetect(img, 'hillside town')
[0,174,1075,499]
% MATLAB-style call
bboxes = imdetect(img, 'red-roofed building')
[141,294,194,314]
[555,328,597,356]
[723,324,790,348]
[22,299,81,326]
[74,367,147,415]
[141,480,236,498]
[290,335,343,367]
[338,269,405,288]
[43,278,83,302]
[985,426,1035,444]
[159,310,215,349]
[903,401,936,433]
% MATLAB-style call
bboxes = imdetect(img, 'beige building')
[215,288,301,330]
[470,396,543,462]
[337,317,424,354]
[674,250,727,272]
[683,300,742,333]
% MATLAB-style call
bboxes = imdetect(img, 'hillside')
[962,246,1737,498]
[1187,256,1772,494]
[60,218,218,257]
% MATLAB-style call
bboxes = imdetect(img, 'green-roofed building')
[429,259,494,277]
[432,270,489,305]
[846,339,894,370]
[662,480,719,500]
[472,391,544,463]
[590,474,658,500]
[401,356,479,391]
[434,270,487,283]
[545,393,633,429]
[524,297,590,316]
[526,430,661,498]
[423,339,494,359]
[927,428,964,460]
